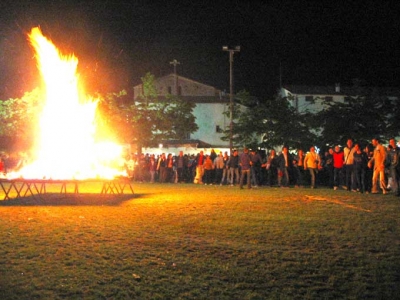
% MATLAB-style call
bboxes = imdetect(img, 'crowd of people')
[123,137,400,195]
[0,137,396,196]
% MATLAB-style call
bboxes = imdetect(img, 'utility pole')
[169,59,180,95]
[222,46,240,154]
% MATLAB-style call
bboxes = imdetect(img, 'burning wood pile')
[5,27,128,181]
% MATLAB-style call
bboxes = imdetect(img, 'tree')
[97,72,198,152]
[153,93,198,141]
[0,88,43,150]
[221,91,316,150]
[95,89,131,142]
[313,89,400,146]
[132,72,198,148]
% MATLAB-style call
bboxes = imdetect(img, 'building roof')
[162,139,212,148]
[133,73,222,91]
[282,85,400,97]
[152,95,229,104]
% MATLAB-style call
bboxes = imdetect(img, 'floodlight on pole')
[222,46,240,154]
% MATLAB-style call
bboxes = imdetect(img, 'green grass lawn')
[0,183,399,299]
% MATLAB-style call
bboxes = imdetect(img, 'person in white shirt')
[343,138,356,191]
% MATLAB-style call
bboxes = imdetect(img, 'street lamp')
[222,46,240,154]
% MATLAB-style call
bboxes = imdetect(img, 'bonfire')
[7,27,127,180]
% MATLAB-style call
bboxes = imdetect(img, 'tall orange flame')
[8,27,126,180]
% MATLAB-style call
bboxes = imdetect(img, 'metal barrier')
[0,178,134,200]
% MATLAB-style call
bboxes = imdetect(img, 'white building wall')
[191,103,229,146]
[295,95,345,114]
[281,88,346,114]
[132,74,242,148]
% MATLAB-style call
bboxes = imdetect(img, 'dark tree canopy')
[222,91,316,151]
[97,72,198,151]
[312,89,400,147]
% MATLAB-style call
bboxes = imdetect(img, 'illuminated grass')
[0,184,399,299]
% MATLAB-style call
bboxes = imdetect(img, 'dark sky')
[1,1,399,100]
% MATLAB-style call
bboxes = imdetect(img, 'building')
[133,73,241,154]
[280,84,400,114]
[280,83,354,114]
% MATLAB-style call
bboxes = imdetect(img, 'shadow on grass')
[0,193,147,206]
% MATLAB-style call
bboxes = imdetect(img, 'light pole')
[169,59,180,95]
[222,46,240,154]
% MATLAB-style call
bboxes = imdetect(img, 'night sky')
[1,1,399,100]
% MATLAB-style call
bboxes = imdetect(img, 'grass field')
[0,183,399,299]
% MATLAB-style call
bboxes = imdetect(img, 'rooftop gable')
[133,73,222,92]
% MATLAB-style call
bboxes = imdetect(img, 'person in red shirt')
[194,151,205,184]
[333,145,345,190]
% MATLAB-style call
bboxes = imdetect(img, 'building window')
[344,96,352,102]
[167,86,172,94]
[178,86,182,96]
[305,96,314,102]
[216,125,223,133]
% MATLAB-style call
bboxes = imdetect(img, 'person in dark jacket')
[175,151,188,183]
[277,146,292,187]
[250,149,262,187]
[264,149,278,187]
[239,148,252,189]
[388,138,400,195]
[227,150,239,186]
[353,143,368,193]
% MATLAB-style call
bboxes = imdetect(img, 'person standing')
[203,155,214,185]
[304,146,322,189]
[353,143,368,193]
[250,149,262,187]
[227,150,240,186]
[277,146,292,187]
[364,144,374,194]
[209,149,217,183]
[368,138,387,194]
[239,148,252,189]
[148,154,157,183]
[166,153,174,183]
[157,153,167,183]
[332,145,345,190]
[213,152,225,185]
[194,151,205,184]
[187,154,196,183]
[343,139,355,191]
[293,149,305,187]
[175,151,187,183]
[388,138,400,195]
[265,149,278,187]
[324,148,334,188]
[220,151,230,185]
